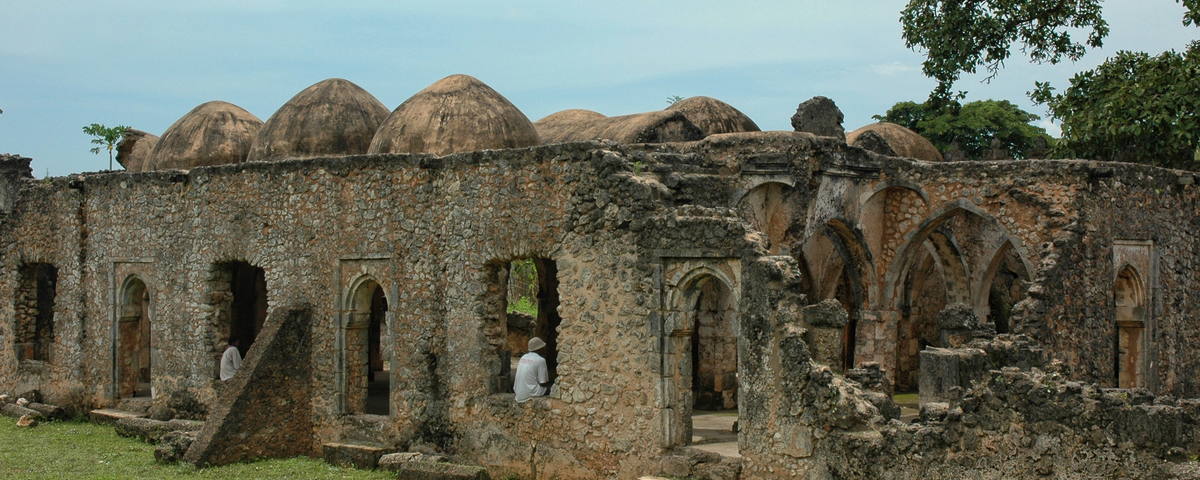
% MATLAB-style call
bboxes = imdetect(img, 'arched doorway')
[663,270,738,449]
[979,241,1030,334]
[1115,266,1147,388]
[117,276,151,398]
[344,278,390,415]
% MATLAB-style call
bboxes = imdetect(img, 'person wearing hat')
[513,337,552,402]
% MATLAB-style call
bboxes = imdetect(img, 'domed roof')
[665,96,760,137]
[535,109,704,145]
[248,78,389,162]
[148,101,263,170]
[846,122,944,162]
[367,74,539,155]
[534,109,606,142]
[116,129,158,173]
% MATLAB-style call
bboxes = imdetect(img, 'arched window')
[1114,266,1147,388]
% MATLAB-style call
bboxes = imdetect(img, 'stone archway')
[662,268,738,449]
[343,276,391,416]
[885,202,1020,392]
[977,241,1031,334]
[737,181,798,254]
[117,276,151,399]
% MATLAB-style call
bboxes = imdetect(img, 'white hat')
[528,337,547,351]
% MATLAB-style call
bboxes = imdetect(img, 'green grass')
[893,393,919,407]
[0,419,393,480]
[506,296,538,317]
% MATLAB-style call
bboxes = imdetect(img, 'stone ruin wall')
[1,132,1200,478]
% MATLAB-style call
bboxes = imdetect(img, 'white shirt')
[220,345,242,381]
[513,351,548,402]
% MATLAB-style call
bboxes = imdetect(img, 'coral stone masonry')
[4,87,1200,479]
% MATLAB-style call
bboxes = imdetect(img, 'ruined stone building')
[3,75,1200,479]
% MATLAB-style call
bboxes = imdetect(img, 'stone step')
[89,408,147,425]
[115,397,153,414]
[322,442,395,469]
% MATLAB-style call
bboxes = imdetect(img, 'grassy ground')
[0,419,393,480]
[892,392,919,407]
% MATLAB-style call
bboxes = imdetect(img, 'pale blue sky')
[1,1,1195,177]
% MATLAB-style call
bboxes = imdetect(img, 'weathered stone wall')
[3,132,1200,478]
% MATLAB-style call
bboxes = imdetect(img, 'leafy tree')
[1030,42,1200,168]
[902,0,1200,167]
[82,123,130,171]
[900,0,1108,105]
[665,95,684,106]
[874,99,1052,160]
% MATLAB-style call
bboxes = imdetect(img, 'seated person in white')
[514,337,552,402]
[220,339,242,381]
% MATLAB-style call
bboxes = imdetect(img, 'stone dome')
[665,96,760,137]
[367,74,539,155]
[148,101,263,170]
[534,110,703,145]
[116,129,158,173]
[247,78,389,162]
[846,122,944,162]
[533,109,606,144]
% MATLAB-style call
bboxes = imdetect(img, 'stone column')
[800,299,848,371]
[344,313,370,414]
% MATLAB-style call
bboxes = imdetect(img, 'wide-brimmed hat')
[528,337,547,351]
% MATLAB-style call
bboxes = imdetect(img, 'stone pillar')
[344,313,370,414]
[800,299,848,371]
[937,303,990,348]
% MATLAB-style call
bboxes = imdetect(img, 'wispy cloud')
[869,62,920,77]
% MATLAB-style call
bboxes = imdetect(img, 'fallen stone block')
[16,414,38,428]
[25,402,65,419]
[89,408,147,425]
[0,394,10,404]
[1,403,42,420]
[392,460,490,480]
[379,452,447,471]
[322,442,393,469]
[116,417,188,444]
[154,430,197,464]
[15,398,29,407]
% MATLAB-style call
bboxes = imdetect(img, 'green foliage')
[506,259,539,317]
[900,0,1108,104]
[902,1,1200,106]
[874,99,1052,160]
[82,123,130,170]
[506,296,538,317]
[0,420,392,479]
[665,95,684,105]
[1030,42,1200,168]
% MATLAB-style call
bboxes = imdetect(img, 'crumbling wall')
[185,306,314,466]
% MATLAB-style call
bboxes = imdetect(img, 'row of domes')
[118,75,940,172]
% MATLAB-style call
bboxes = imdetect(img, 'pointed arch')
[1115,264,1148,389]
[975,239,1033,333]
[117,275,152,398]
